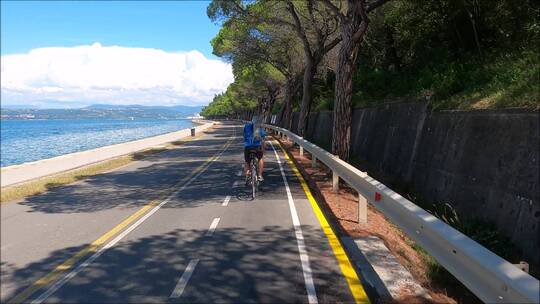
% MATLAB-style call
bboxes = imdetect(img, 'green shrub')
[346,48,539,110]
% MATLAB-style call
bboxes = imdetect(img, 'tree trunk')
[283,94,293,129]
[385,28,401,72]
[297,61,315,137]
[265,94,277,123]
[463,0,482,58]
[256,99,263,119]
[332,0,366,161]
[282,79,300,129]
[332,34,359,161]
[279,82,292,127]
[260,98,269,123]
[470,15,482,57]
[277,101,286,126]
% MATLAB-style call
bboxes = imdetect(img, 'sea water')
[0,119,194,167]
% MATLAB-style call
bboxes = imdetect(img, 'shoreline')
[1,118,196,168]
[0,120,214,187]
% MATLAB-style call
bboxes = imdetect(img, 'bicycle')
[246,150,259,199]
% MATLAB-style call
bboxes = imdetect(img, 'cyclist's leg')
[256,148,264,181]
[244,147,251,175]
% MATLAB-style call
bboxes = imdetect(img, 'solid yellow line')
[275,140,370,304]
[9,134,233,304]
[9,203,157,303]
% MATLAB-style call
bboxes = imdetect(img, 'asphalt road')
[1,122,366,303]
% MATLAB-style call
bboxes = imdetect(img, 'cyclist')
[243,116,266,183]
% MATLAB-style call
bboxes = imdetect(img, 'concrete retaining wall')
[281,103,539,264]
[0,121,215,187]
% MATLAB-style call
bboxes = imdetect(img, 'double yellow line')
[274,140,370,304]
[9,133,234,304]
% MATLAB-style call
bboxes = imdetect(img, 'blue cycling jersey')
[244,122,266,148]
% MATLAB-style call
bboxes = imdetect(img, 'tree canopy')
[202,0,539,159]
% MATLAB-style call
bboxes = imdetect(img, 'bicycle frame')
[248,151,259,199]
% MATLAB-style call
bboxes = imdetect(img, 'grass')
[428,202,519,261]
[0,127,214,204]
[406,195,523,263]
[402,196,539,301]
[347,48,539,111]
[394,203,489,303]
[432,50,539,110]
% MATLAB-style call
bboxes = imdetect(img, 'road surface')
[1,122,368,303]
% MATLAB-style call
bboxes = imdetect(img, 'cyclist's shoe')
[257,175,264,182]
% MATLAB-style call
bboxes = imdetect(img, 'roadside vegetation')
[202,0,539,159]
[352,49,539,110]
[201,2,538,298]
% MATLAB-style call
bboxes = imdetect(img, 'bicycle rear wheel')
[251,158,257,199]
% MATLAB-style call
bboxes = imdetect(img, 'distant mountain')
[169,105,205,113]
[1,104,41,109]
[0,104,204,120]
[85,104,203,113]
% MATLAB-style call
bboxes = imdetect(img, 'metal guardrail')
[263,123,539,304]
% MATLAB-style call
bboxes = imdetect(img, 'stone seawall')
[285,103,539,264]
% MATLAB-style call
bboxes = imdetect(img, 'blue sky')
[1,1,220,58]
[1,1,233,108]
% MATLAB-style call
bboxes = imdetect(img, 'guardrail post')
[514,261,529,273]
[332,154,340,192]
[299,146,304,156]
[358,194,367,223]
[311,155,317,168]
[332,171,339,192]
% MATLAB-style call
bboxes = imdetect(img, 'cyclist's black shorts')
[244,146,263,163]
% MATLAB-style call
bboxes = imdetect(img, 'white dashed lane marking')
[170,259,200,298]
[206,218,220,236]
[222,195,231,207]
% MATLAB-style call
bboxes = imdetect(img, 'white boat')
[186,113,204,120]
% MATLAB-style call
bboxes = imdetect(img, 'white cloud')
[1,43,234,107]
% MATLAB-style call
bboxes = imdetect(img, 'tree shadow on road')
[15,123,299,215]
[15,127,246,214]
[3,225,352,303]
